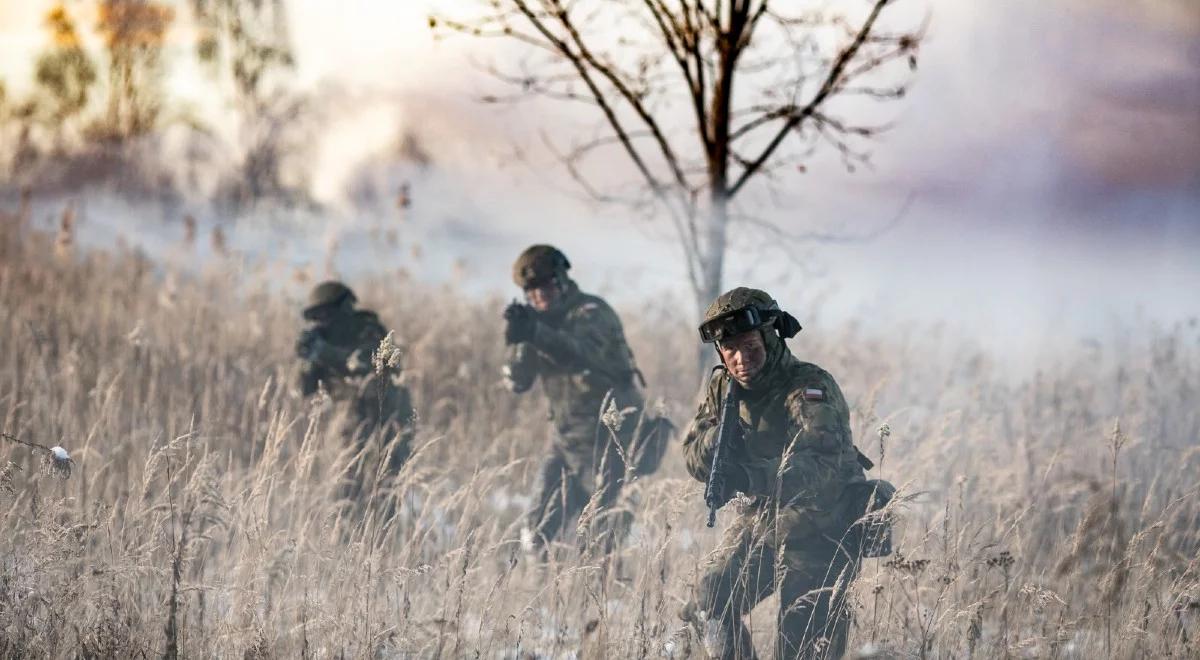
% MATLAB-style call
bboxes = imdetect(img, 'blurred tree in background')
[190,0,311,209]
[34,5,97,138]
[92,0,175,141]
[1,1,179,191]
[0,0,310,208]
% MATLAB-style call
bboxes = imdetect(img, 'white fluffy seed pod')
[45,446,73,479]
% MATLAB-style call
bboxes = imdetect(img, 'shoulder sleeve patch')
[802,388,825,402]
[577,302,601,313]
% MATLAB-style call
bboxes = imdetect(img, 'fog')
[2,0,1197,367]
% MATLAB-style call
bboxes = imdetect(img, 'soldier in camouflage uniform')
[502,245,668,556]
[296,281,415,500]
[682,287,880,660]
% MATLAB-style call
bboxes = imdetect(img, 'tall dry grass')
[1,204,1197,658]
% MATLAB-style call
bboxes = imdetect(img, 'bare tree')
[93,0,175,141]
[433,0,923,321]
[190,0,308,208]
[34,5,98,142]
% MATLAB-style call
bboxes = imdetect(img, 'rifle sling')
[856,448,875,471]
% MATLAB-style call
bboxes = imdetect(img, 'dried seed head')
[1108,418,1128,453]
[987,550,1016,570]
[44,446,73,479]
[2,433,72,480]
[601,398,637,434]
[0,461,21,494]
[884,550,931,574]
[373,331,404,374]
[126,320,146,347]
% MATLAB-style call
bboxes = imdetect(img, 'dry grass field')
[1,206,1198,659]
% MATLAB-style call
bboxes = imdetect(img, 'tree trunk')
[694,12,737,381]
[692,195,729,381]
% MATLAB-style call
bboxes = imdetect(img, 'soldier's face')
[717,330,767,385]
[525,282,561,312]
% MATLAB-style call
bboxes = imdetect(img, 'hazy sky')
[1,0,1198,360]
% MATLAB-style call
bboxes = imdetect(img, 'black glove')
[708,418,750,454]
[724,463,752,496]
[503,301,537,345]
[704,421,752,506]
[710,468,752,510]
[296,328,321,360]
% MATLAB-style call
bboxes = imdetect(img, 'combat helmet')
[699,287,801,343]
[512,244,571,289]
[304,280,357,319]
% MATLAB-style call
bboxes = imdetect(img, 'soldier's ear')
[775,312,802,339]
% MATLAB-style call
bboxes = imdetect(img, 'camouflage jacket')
[683,354,865,538]
[504,284,643,444]
[298,310,389,399]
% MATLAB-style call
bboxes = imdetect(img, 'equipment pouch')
[630,414,674,476]
[843,479,896,558]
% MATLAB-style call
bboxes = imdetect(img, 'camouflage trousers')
[339,382,415,512]
[340,419,413,502]
[526,431,631,557]
[687,510,860,660]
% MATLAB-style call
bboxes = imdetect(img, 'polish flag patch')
[802,388,825,401]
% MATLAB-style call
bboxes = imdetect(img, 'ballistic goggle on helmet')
[698,287,802,344]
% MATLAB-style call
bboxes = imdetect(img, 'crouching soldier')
[296,281,415,505]
[681,287,892,659]
[502,245,670,557]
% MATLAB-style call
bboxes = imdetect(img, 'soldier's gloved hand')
[723,466,752,501]
[299,330,343,367]
[709,419,751,454]
[733,419,754,451]
[296,328,322,360]
[707,458,751,509]
[503,302,537,345]
[735,457,822,502]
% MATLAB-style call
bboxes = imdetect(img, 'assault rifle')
[704,373,740,528]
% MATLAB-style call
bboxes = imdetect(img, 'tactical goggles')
[698,307,773,343]
[302,296,352,322]
[521,276,565,296]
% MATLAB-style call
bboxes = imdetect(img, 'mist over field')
[1,0,1198,658]
[4,0,1196,360]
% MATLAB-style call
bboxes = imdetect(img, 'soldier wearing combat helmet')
[296,281,415,501]
[503,245,670,556]
[681,287,893,659]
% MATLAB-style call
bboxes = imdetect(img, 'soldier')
[681,287,885,660]
[502,245,669,556]
[296,281,415,502]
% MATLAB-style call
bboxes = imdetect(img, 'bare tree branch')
[728,0,891,197]
[642,0,711,152]
[733,191,915,244]
[544,0,693,197]
[508,0,670,201]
